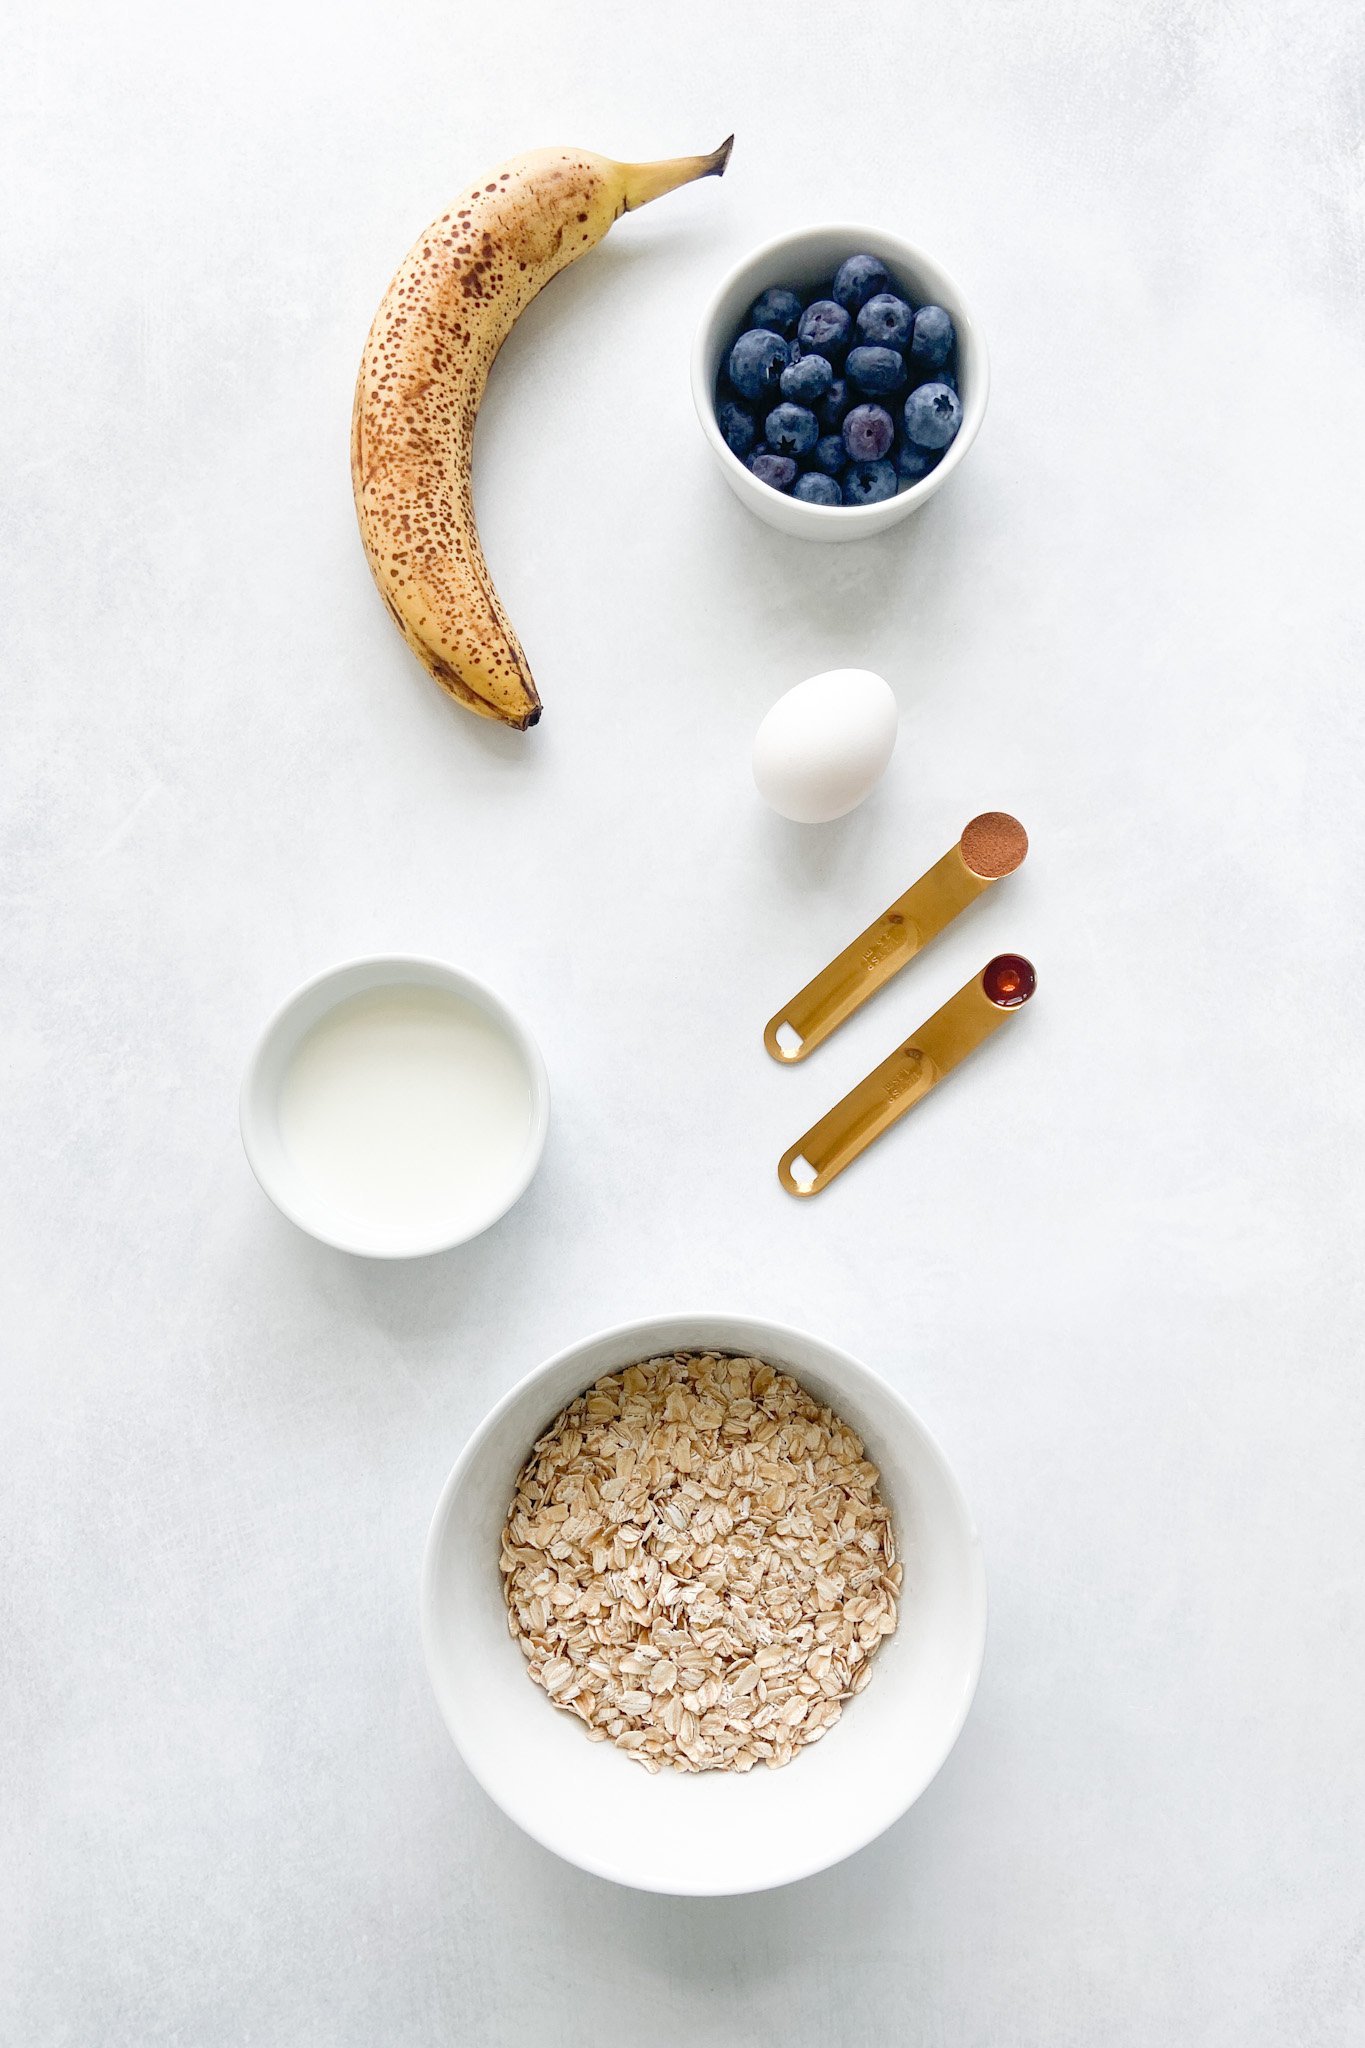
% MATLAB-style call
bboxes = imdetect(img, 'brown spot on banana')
[351,139,733,732]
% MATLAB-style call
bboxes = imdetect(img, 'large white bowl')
[421,1313,987,1894]
[691,225,989,542]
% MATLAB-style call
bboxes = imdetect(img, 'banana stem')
[619,135,733,210]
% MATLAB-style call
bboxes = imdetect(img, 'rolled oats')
[500,1352,901,1773]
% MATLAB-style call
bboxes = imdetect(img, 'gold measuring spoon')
[764,812,1028,1063]
[778,954,1037,1197]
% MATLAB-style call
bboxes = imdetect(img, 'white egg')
[752,667,898,823]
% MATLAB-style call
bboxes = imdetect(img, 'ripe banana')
[351,138,733,730]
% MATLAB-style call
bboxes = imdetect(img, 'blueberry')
[903,355,956,396]
[844,459,898,506]
[818,378,850,430]
[796,299,852,360]
[793,471,842,505]
[728,328,792,402]
[832,252,891,313]
[747,451,798,491]
[812,434,847,476]
[779,352,833,403]
[846,345,907,397]
[749,286,804,337]
[903,381,963,450]
[908,303,955,371]
[764,403,819,457]
[856,293,914,348]
[842,403,895,462]
[716,400,756,458]
[894,441,939,486]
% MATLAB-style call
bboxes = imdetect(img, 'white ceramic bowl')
[691,225,989,542]
[239,956,549,1259]
[422,1312,987,1894]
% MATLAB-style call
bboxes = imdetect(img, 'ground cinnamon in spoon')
[960,811,1028,880]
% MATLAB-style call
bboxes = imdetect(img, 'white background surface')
[4,2,1363,2041]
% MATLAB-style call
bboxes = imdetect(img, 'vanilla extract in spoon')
[779,954,1037,1197]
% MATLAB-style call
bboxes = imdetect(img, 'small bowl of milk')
[240,958,549,1258]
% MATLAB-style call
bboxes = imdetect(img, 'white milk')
[277,985,534,1239]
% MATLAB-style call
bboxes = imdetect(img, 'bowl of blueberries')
[691,225,987,540]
